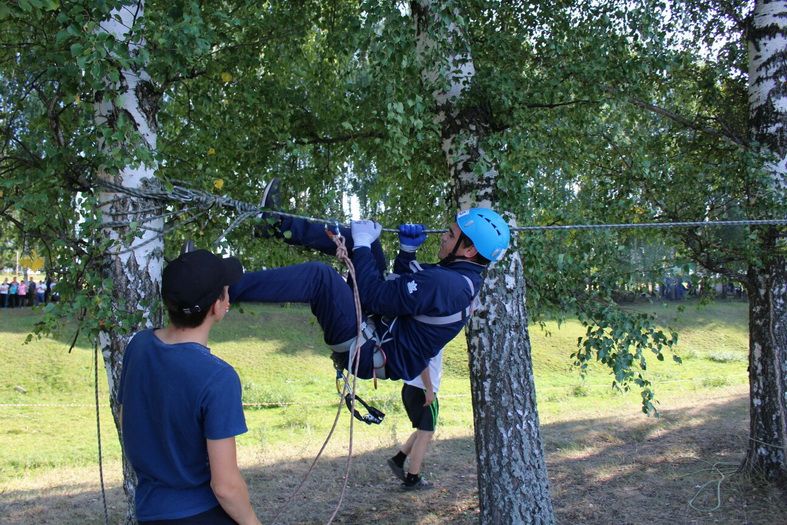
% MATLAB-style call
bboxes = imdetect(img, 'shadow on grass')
[3,392,785,525]
[626,299,749,329]
[0,307,72,338]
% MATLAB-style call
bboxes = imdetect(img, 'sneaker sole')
[260,178,281,209]
[401,482,433,491]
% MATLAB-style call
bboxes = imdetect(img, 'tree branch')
[523,98,597,110]
[612,89,750,148]
[160,68,207,92]
[272,130,385,147]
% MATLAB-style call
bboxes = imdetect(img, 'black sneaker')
[331,351,348,372]
[260,178,281,210]
[401,476,433,491]
[387,458,405,481]
[180,239,196,254]
[254,178,282,238]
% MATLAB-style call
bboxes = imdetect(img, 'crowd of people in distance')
[0,277,57,308]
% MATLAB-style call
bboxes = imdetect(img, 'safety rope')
[268,378,347,525]
[325,230,364,525]
[268,230,365,525]
[684,461,739,513]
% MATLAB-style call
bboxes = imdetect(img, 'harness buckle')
[344,393,385,425]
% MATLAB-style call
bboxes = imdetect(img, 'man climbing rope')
[229,179,511,382]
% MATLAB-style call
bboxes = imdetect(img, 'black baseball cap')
[162,249,243,315]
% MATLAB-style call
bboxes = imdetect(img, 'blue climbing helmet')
[456,208,510,262]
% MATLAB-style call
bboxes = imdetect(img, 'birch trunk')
[413,1,555,521]
[744,0,787,483]
[95,2,163,521]
[745,262,787,482]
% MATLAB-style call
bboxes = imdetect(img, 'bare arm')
[420,368,435,406]
[207,437,261,525]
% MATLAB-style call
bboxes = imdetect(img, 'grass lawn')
[0,299,748,480]
[0,298,768,525]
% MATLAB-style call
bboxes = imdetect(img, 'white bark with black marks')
[95,1,163,521]
[744,0,787,483]
[413,1,555,521]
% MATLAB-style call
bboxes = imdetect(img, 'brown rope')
[326,231,364,525]
[269,230,364,525]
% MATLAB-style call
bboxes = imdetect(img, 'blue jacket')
[254,214,485,381]
[353,247,485,380]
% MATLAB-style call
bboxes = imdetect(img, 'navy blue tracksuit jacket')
[230,215,485,380]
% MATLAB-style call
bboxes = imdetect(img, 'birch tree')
[94,2,163,517]
[595,0,787,482]
[743,0,786,482]
[411,2,555,522]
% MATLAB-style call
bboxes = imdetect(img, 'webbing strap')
[413,275,478,325]
[330,320,389,379]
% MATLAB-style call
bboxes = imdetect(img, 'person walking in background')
[8,278,18,308]
[387,349,444,490]
[27,280,36,307]
[36,280,45,305]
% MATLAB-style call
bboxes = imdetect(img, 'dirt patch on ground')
[2,387,785,524]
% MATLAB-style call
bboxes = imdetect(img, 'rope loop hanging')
[269,229,365,525]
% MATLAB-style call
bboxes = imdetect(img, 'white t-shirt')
[404,349,444,393]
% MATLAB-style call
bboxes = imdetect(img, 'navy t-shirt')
[118,329,247,521]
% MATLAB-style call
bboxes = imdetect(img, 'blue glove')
[398,223,426,253]
[351,220,383,249]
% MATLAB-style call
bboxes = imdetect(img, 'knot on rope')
[328,229,350,264]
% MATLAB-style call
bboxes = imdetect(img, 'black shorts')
[140,505,237,525]
[402,383,439,431]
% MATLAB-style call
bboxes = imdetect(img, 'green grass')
[0,299,750,484]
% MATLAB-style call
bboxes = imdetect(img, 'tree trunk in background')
[744,0,787,483]
[746,261,787,483]
[413,1,555,521]
[95,2,163,521]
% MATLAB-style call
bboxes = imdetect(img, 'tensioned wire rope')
[95,179,787,245]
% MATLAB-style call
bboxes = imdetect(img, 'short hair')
[458,233,491,266]
[472,252,492,266]
[165,287,227,328]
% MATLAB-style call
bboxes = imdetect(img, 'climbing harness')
[325,225,389,400]
[406,260,481,325]
[335,370,385,425]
